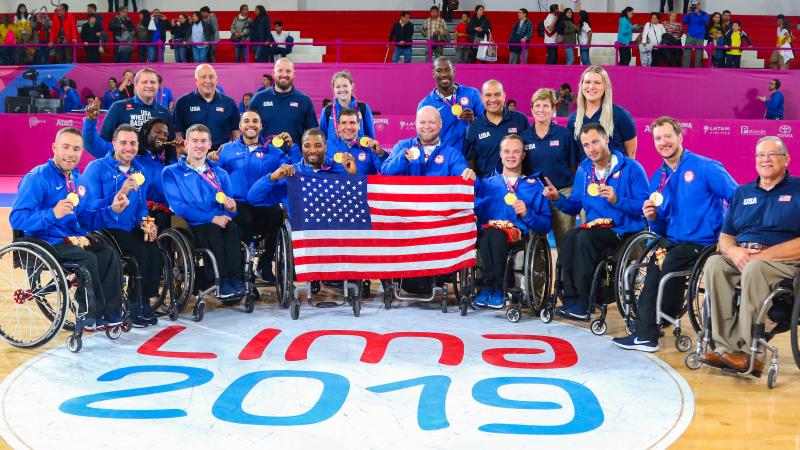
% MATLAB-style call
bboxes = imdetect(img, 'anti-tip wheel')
[540,307,553,323]
[590,319,608,336]
[245,297,255,314]
[684,352,702,370]
[290,300,300,320]
[675,335,692,352]
[441,298,448,313]
[192,303,204,322]
[506,308,521,323]
[169,307,179,321]
[66,335,82,353]
[353,298,361,317]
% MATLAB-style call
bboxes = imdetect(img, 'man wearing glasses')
[701,136,800,374]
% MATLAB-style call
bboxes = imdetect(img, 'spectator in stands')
[759,79,784,120]
[707,12,725,68]
[659,0,673,14]
[136,10,153,62]
[270,21,294,59]
[200,6,219,63]
[556,83,574,117]
[455,12,470,64]
[639,12,665,67]
[257,73,274,92]
[771,14,794,70]
[190,11,213,63]
[389,11,414,64]
[101,77,120,109]
[231,4,251,63]
[577,10,592,65]
[568,65,637,158]
[48,3,78,64]
[682,0,709,68]
[13,4,31,65]
[239,92,253,113]
[721,10,733,35]
[422,6,449,61]
[617,6,642,66]
[543,5,560,65]
[170,13,191,63]
[0,16,18,65]
[506,99,517,111]
[107,0,118,13]
[124,0,137,13]
[560,8,578,65]
[724,20,752,69]
[118,69,134,99]
[155,74,174,111]
[109,7,134,63]
[80,14,104,63]
[46,75,82,112]
[319,69,375,139]
[30,9,50,65]
[86,3,102,26]
[151,9,169,62]
[251,5,272,63]
[508,8,532,64]
[660,12,682,67]
[467,5,491,63]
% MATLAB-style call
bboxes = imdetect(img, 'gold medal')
[408,147,420,160]
[66,192,80,206]
[451,104,463,116]
[333,152,345,164]
[215,192,227,204]
[131,172,145,186]
[271,136,284,147]
[587,183,600,196]
[504,193,517,205]
[650,191,664,207]
[359,136,371,147]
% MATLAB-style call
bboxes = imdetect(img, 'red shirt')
[49,13,78,43]
[455,22,468,43]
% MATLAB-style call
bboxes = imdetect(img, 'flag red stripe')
[295,258,476,282]
[367,175,475,187]
[369,207,468,217]
[370,215,475,230]
[294,246,475,265]
[291,230,476,249]
[367,192,474,203]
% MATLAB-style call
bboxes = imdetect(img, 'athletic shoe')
[130,315,149,328]
[231,279,247,296]
[82,318,97,332]
[105,314,123,327]
[487,289,505,309]
[558,303,589,320]
[471,288,491,308]
[611,335,659,352]
[219,281,237,298]
[142,314,158,326]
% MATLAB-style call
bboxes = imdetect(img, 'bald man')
[382,106,476,180]
[173,64,240,151]
[464,79,530,178]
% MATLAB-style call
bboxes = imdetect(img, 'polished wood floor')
[0,209,797,449]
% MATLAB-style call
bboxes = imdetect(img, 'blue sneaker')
[487,289,505,309]
[558,303,589,320]
[82,317,97,332]
[232,279,247,296]
[611,334,659,352]
[105,313,123,327]
[219,281,237,298]
[472,288,491,308]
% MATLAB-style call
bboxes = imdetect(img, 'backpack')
[323,101,368,135]
[536,21,545,37]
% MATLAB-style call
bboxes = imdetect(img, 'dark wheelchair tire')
[791,286,800,370]
[687,246,717,333]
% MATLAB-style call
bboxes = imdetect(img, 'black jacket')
[389,21,414,48]
[468,15,491,40]
[108,15,133,41]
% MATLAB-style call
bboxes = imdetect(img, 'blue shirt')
[10,160,120,244]
[173,90,240,150]
[156,86,174,110]
[382,137,469,177]
[246,159,350,210]
[617,16,641,45]
[101,88,121,110]
[417,83,484,152]
[567,104,637,158]
[48,78,82,112]
[83,151,149,232]
[520,123,579,189]
[319,98,376,140]
[475,172,552,236]
[326,135,387,175]
[249,86,318,145]
[464,108,530,178]
[647,149,738,246]
[162,157,236,227]
[217,135,291,203]
[721,173,800,247]
[553,150,649,236]
[136,151,176,206]
[765,91,784,120]
[100,95,173,142]
[682,9,710,39]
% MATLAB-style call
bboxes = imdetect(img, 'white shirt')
[544,13,558,44]
[271,30,287,49]
[578,22,592,45]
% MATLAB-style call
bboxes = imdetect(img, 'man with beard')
[100,68,173,143]
[326,107,387,175]
[173,64,240,151]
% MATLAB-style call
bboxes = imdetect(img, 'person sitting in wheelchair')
[542,123,649,320]
[611,116,737,352]
[701,136,800,374]
[326,106,387,175]
[162,124,245,299]
[83,124,164,328]
[473,134,552,309]
[10,127,129,331]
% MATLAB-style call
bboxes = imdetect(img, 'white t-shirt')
[272,30,288,49]
[579,22,592,45]
[544,13,558,44]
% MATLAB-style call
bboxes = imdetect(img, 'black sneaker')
[131,315,149,328]
[142,314,158,326]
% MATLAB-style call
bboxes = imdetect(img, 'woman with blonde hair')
[521,88,580,246]
[319,69,375,140]
[567,65,637,158]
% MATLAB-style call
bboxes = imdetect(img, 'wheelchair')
[621,238,716,352]
[0,231,132,353]
[274,219,363,320]
[456,233,552,323]
[540,230,655,335]
[684,254,800,389]
[156,226,258,322]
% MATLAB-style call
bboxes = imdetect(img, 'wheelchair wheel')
[66,334,82,353]
[687,246,717,333]
[0,243,70,348]
[152,252,174,315]
[290,299,300,320]
[614,231,656,317]
[524,234,552,313]
[157,229,194,314]
[791,286,800,370]
[106,324,123,339]
[275,226,294,309]
[622,238,662,323]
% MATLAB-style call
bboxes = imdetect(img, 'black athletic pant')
[479,228,511,291]
[546,45,558,64]
[659,0,674,12]
[619,47,632,66]
[105,228,164,314]
[558,227,621,311]
[191,222,243,282]
[54,241,122,321]
[635,242,703,341]
[149,209,172,235]
[234,202,283,269]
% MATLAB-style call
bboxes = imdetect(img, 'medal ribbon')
[590,165,612,186]
[415,138,441,162]
[503,175,520,194]
[656,160,681,193]
[65,175,77,193]
[196,167,223,194]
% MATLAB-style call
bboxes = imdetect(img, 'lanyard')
[656,164,678,193]
[196,167,222,192]
[590,165,612,185]
[65,175,76,193]
[503,175,520,194]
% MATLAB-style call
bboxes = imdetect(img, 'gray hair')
[756,136,789,155]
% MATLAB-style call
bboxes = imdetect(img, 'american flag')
[286,173,477,281]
